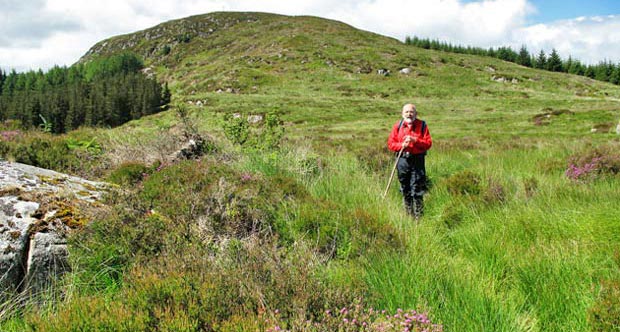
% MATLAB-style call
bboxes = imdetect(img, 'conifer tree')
[584,65,596,78]
[535,50,547,69]
[610,63,620,85]
[517,45,532,67]
[567,58,584,75]
[0,69,6,95]
[547,49,563,72]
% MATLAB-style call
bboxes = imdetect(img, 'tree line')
[0,53,171,134]
[405,36,620,85]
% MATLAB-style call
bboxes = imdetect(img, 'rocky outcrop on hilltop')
[0,161,107,299]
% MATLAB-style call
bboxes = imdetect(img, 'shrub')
[222,113,249,145]
[31,238,356,331]
[482,177,507,205]
[588,280,620,332]
[140,159,281,239]
[357,145,392,174]
[441,202,465,229]
[0,131,103,176]
[566,144,620,182]
[265,301,443,332]
[222,112,284,150]
[107,162,150,186]
[523,176,539,198]
[287,199,403,259]
[445,170,481,196]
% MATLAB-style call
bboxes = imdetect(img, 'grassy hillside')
[3,11,620,332]
[79,12,620,152]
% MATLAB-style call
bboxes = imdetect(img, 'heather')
[2,11,620,332]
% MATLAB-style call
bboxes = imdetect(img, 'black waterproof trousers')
[397,153,427,217]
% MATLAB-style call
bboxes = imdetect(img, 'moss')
[9,231,21,240]
[39,175,67,186]
[0,186,23,197]
[81,183,98,192]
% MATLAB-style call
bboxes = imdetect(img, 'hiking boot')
[413,197,424,219]
[403,197,414,216]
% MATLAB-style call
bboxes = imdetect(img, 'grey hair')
[402,103,417,111]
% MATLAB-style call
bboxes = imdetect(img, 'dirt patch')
[531,108,574,126]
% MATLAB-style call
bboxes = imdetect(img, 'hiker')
[387,103,432,217]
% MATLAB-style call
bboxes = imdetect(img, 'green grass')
[2,11,620,332]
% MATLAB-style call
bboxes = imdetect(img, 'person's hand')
[402,135,416,148]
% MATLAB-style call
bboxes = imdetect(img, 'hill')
[2,11,620,332]
[78,12,620,152]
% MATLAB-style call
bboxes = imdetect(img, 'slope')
[3,11,618,332]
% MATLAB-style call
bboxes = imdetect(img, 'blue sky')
[1,0,620,72]
[528,0,619,23]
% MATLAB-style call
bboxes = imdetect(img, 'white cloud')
[514,15,620,64]
[1,0,619,72]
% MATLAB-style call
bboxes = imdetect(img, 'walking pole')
[382,145,405,199]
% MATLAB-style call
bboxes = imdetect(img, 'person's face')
[402,106,417,120]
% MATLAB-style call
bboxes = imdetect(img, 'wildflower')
[0,130,21,141]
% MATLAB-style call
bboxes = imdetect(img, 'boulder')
[0,160,107,300]
[377,68,390,76]
[25,231,70,295]
[247,114,264,124]
[0,196,39,295]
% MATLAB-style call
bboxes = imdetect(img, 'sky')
[1,0,619,72]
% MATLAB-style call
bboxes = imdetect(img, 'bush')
[588,280,620,332]
[107,162,150,186]
[523,176,539,198]
[441,202,465,229]
[287,199,403,259]
[222,112,284,150]
[0,131,103,175]
[222,113,249,145]
[482,177,507,205]
[30,239,356,331]
[566,145,620,182]
[140,159,282,239]
[445,170,481,196]
[265,301,443,332]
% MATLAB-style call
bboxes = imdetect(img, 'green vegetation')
[1,11,620,332]
[0,53,170,133]
[405,36,620,85]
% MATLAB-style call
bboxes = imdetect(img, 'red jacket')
[387,118,432,154]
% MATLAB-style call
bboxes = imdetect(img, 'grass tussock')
[2,11,620,331]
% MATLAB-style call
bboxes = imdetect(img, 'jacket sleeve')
[414,122,432,151]
[387,123,402,152]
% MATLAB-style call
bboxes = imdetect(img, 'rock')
[377,68,390,76]
[0,196,36,295]
[24,232,70,295]
[0,161,107,300]
[247,114,264,124]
